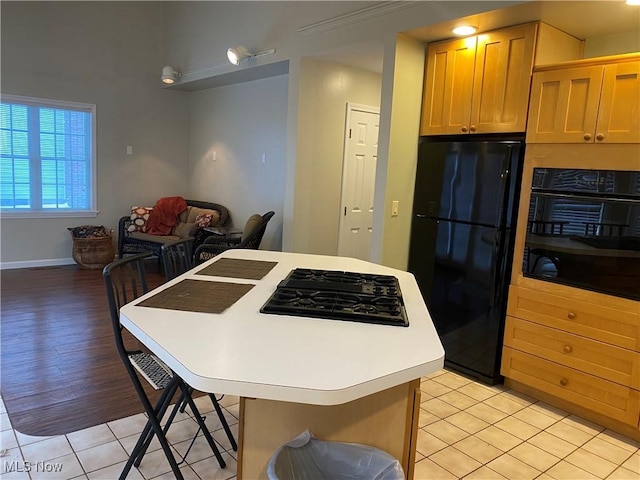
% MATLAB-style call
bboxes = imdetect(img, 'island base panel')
[238,379,421,480]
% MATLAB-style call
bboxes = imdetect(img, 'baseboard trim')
[0,258,76,270]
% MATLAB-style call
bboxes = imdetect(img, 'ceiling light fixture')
[626,0,640,5]
[161,66,179,84]
[452,25,478,36]
[226,45,276,66]
[227,46,251,65]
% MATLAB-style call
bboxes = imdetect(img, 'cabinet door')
[502,347,640,426]
[420,37,476,135]
[526,66,604,143]
[471,23,537,134]
[507,286,640,351]
[596,61,640,143]
[504,316,640,389]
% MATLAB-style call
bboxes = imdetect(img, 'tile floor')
[1,369,639,479]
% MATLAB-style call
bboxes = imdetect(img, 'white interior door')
[338,104,379,260]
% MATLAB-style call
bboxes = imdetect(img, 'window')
[0,94,96,217]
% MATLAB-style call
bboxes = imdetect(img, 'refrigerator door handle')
[489,232,499,308]
[489,229,506,308]
[496,146,513,229]
[490,228,510,308]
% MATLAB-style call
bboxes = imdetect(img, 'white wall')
[583,31,640,58]
[373,34,426,270]
[162,0,516,264]
[292,59,382,255]
[0,2,190,266]
[188,76,288,251]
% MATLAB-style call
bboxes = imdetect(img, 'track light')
[226,46,276,66]
[226,46,251,66]
[161,66,179,84]
[161,46,277,85]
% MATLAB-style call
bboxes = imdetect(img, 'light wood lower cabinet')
[504,316,640,389]
[502,284,640,438]
[502,348,640,425]
[507,286,639,351]
[237,379,421,480]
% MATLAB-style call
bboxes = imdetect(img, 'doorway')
[338,103,380,260]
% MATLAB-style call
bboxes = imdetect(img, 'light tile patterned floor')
[1,369,639,479]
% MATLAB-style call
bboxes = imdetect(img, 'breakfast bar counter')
[120,249,444,479]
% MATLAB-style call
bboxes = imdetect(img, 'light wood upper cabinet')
[471,23,537,134]
[598,61,640,143]
[420,22,580,136]
[421,36,476,135]
[527,55,640,143]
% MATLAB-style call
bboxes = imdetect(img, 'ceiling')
[318,0,640,73]
[406,0,640,43]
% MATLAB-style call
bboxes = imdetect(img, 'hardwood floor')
[0,261,167,436]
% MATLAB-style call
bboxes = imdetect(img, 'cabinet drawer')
[504,316,640,389]
[508,286,639,350]
[501,347,640,426]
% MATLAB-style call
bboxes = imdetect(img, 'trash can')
[267,430,404,480]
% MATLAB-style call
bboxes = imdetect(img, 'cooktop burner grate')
[260,268,408,327]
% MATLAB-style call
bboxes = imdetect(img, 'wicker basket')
[71,236,115,269]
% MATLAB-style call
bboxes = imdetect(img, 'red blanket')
[145,196,188,235]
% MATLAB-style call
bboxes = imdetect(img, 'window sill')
[0,210,99,219]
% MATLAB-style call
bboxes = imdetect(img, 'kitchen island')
[120,249,444,479]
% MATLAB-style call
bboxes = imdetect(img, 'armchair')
[194,211,275,264]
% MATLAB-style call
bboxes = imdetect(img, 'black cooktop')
[260,268,409,327]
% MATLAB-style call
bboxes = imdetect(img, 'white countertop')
[120,250,444,406]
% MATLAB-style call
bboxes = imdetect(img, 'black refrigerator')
[408,135,525,384]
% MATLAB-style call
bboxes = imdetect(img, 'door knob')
[596,133,605,141]
[461,126,469,133]
[469,125,477,132]
[583,133,592,141]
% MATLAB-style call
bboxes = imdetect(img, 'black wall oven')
[524,168,640,300]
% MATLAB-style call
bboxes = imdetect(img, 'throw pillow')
[187,207,221,227]
[172,222,199,239]
[242,214,263,241]
[128,206,153,233]
[195,212,213,227]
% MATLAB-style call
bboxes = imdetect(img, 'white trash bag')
[266,430,405,480]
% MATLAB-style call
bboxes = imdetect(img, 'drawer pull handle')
[567,312,576,320]
[563,345,573,354]
[560,378,568,387]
